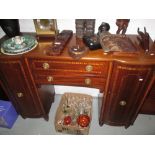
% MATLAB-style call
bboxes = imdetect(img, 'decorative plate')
[1,35,37,53]
[1,41,38,55]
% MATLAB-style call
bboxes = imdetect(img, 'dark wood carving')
[100,34,137,52]
[137,27,150,52]
[116,19,130,35]
[46,30,73,56]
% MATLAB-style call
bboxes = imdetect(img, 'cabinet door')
[101,63,152,127]
[140,73,155,114]
[0,60,43,117]
[0,83,9,100]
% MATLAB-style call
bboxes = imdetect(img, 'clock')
[33,19,58,39]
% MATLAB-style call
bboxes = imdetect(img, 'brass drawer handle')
[85,65,93,72]
[85,78,91,85]
[17,92,24,98]
[47,76,53,82]
[43,62,50,70]
[119,100,127,106]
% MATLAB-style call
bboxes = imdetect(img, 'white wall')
[1,19,155,39]
[1,19,155,96]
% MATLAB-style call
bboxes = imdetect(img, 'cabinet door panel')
[103,63,152,126]
[0,60,42,117]
[140,74,155,114]
[108,74,145,124]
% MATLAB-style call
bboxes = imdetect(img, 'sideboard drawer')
[29,59,109,78]
[34,74,106,91]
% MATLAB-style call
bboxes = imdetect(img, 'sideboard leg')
[43,115,49,121]
[99,119,104,126]
[125,124,130,129]
[21,115,26,119]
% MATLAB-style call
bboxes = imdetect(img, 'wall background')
[1,19,155,96]
[1,19,155,39]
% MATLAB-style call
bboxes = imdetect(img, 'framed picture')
[33,19,58,39]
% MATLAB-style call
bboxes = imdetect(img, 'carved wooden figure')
[137,27,150,52]
[116,19,130,35]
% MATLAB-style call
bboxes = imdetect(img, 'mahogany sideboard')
[0,34,155,128]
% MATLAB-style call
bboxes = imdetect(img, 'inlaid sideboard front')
[0,34,155,128]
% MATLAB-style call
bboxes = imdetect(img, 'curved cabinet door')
[0,60,44,117]
[101,62,152,127]
[140,72,155,114]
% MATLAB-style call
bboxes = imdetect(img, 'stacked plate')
[1,35,38,55]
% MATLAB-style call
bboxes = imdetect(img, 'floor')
[0,94,155,135]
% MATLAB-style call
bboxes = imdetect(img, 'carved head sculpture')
[98,22,110,34]
[116,19,130,35]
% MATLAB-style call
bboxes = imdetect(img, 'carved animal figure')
[116,19,130,35]
[137,27,149,52]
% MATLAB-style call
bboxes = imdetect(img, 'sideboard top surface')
[0,34,155,65]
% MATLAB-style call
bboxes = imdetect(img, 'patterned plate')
[1,35,36,53]
[1,41,38,55]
